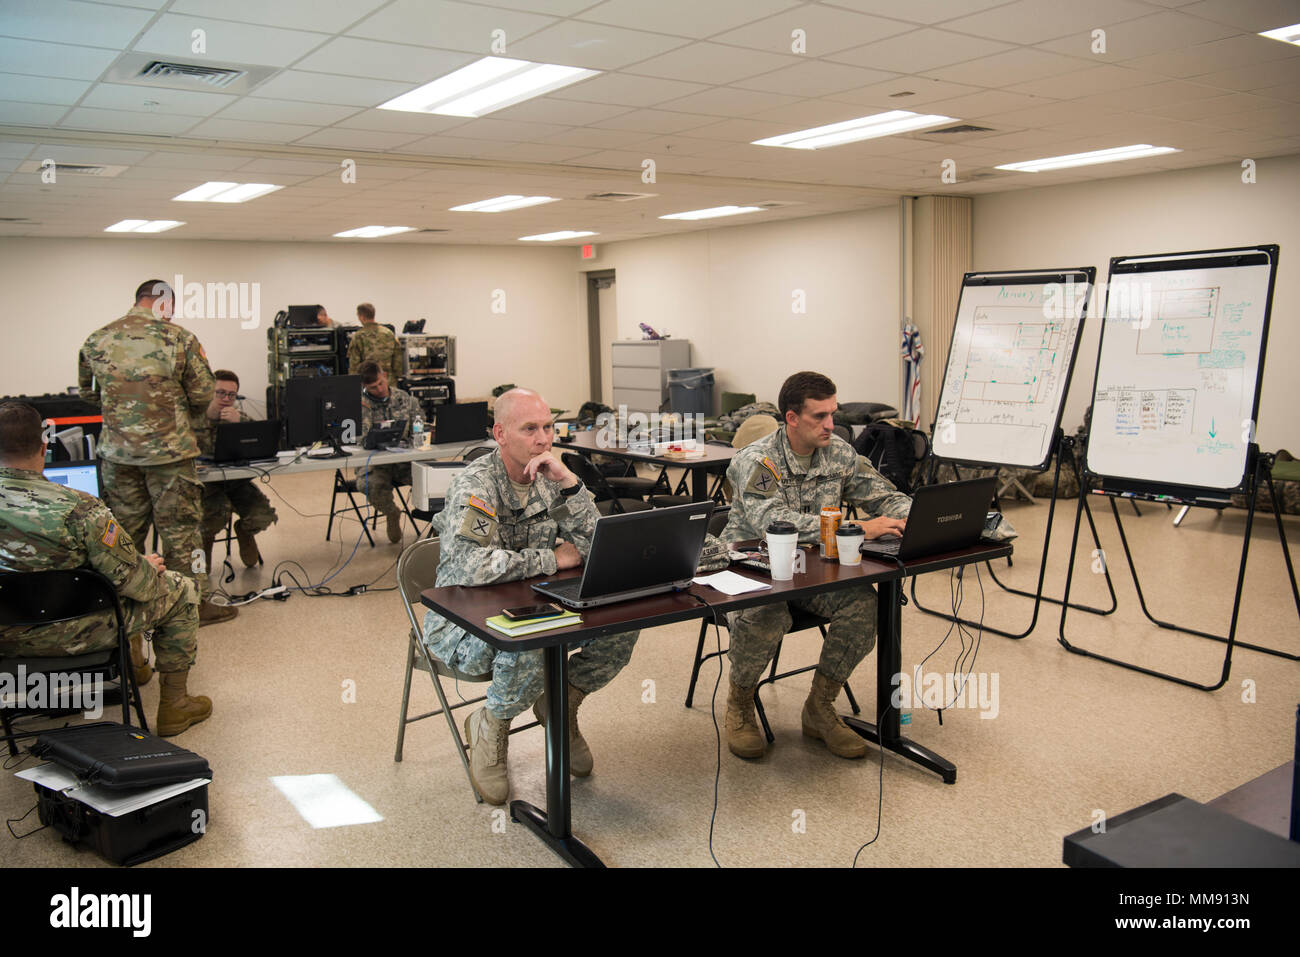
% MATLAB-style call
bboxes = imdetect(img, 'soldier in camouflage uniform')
[0,402,212,736]
[346,302,402,383]
[196,369,278,577]
[721,372,911,761]
[77,280,234,626]
[423,388,638,805]
[356,362,421,544]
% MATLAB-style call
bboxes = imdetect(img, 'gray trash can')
[668,367,715,417]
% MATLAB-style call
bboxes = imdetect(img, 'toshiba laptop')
[859,477,996,561]
[532,501,714,609]
[212,420,281,464]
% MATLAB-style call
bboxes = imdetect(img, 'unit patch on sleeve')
[745,456,781,497]
[458,502,497,545]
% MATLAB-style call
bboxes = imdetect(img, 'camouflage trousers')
[357,462,411,517]
[101,459,206,595]
[423,614,639,720]
[727,582,878,688]
[201,478,278,541]
[0,569,199,673]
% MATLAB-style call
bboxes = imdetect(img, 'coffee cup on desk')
[765,520,800,581]
[836,523,864,565]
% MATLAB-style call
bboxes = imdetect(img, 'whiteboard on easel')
[931,268,1094,469]
[1085,246,1279,494]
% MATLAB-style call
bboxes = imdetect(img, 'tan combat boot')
[532,685,593,776]
[725,680,766,759]
[128,633,152,687]
[235,524,261,567]
[199,599,237,625]
[464,706,511,805]
[386,510,403,544]
[156,670,213,736]
[802,671,867,759]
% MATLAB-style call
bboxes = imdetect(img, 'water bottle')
[411,408,427,449]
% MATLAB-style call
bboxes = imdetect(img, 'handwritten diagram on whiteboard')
[932,271,1091,468]
[1086,248,1276,492]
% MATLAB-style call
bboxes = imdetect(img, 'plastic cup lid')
[836,523,864,536]
[766,520,798,535]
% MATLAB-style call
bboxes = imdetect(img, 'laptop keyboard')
[861,538,902,555]
[540,579,582,599]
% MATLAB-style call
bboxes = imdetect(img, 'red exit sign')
[581,244,597,260]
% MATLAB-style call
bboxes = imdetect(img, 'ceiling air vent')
[417,228,449,233]
[584,191,656,202]
[923,124,995,135]
[17,161,127,177]
[752,201,800,209]
[137,60,246,88]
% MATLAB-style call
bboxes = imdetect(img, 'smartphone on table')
[501,602,566,621]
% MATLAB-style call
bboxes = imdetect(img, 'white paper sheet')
[16,763,209,816]
[692,571,772,595]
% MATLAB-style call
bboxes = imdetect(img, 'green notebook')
[485,610,582,637]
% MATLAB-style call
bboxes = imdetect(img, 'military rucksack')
[854,421,921,493]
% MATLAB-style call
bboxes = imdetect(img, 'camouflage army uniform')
[721,428,912,688]
[194,412,278,551]
[0,467,199,671]
[422,450,638,720]
[347,323,402,383]
[357,385,421,516]
[78,306,215,594]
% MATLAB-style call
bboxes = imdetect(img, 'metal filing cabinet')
[610,339,691,413]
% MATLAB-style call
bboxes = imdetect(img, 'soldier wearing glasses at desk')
[721,371,911,762]
[422,388,638,806]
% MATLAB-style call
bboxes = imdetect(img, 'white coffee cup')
[765,520,800,581]
[836,524,864,565]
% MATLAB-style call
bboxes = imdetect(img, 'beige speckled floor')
[3,467,1297,868]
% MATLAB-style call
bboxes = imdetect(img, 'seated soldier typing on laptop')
[721,371,911,762]
[422,388,638,805]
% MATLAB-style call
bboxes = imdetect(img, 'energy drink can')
[820,507,841,560]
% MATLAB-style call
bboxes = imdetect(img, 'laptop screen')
[44,461,101,497]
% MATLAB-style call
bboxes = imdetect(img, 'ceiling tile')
[711,4,914,56]
[507,19,692,71]
[1178,0,1300,32]
[293,38,475,83]
[1122,35,1300,79]
[1004,64,1169,98]
[626,42,803,84]
[0,37,120,80]
[939,0,1160,44]
[734,61,898,97]
[168,0,389,34]
[589,108,720,134]
[213,98,363,125]
[920,89,1054,119]
[0,101,70,125]
[827,29,1013,73]
[185,116,321,142]
[0,74,91,106]
[1077,78,1229,109]
[0,0,154,48]
[132,14,332,67]
[536,127,651,149]
[440,116,570,140]
[80,82,236,116]
[350,0,558,53]
[923,48,1092,88]
[1194,57,1300,92]
[657,87,803,118]
[488,96,631,125]
[1034,10,1242,61]
[331,109,469,134]
[59,107,204,135]
[821,0,1016,25]
[574,0,800,40]
[292,128,428,150]
[249,71,414,107]
[549,72,708,106]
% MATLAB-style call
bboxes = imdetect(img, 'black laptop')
[859,477,996,561]
[435,402,490,444]
[362,419,406,450]
[212,420,281,464]
[532,501,714,609]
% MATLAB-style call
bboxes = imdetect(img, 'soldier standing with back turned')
[346,302,402,383]
[78,279,236,626]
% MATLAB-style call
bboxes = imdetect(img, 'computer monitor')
[435,401,490,444]
[44,460,102,497]
[286,304,323,328]
[285,375,362,451]
[53,425,84,462]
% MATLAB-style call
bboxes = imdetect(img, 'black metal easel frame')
[910,431,1118,638]
[1058,446,1299,691]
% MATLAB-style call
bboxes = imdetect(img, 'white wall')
[0,238,584,414]
[973,154,1300,450]
[580,207,902,414]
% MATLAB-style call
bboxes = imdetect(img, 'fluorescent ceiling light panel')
[1259,23,1300,46]
[105,219,184,233]
[518,230,597,242]
[270,774,383,830]
[450,195,559,213]
[660,206,764,221]
[173,182,282,203]
[379,56,598,118]
[995,144,1180,173]
[333,226,416,238]
[752,111,957,150]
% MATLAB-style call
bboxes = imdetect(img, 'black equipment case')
[28,723,212,866]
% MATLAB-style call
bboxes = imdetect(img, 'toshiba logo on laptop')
[936,512,963,524]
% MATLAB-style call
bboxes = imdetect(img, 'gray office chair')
[0,568,148,756]
[684,508,860,740]
[394,537,538,803]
